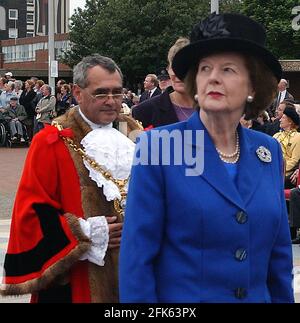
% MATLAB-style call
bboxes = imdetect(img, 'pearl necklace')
[216,131,240,164]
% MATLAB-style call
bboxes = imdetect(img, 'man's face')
[10,100,17,108]
[73,65,123,125]
[276,103,286,119]
[41,85,50,96]
[143,77,154,91]
[278,81,287,92]
[158,78,171,92]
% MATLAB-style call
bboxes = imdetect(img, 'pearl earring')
[194,94,199,101]
[246,95,254,103]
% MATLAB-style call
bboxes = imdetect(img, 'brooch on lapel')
[256,146,272,163]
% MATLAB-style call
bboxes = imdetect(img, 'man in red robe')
[1,54,139,303]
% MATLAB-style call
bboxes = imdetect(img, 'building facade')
[0,33,72,80]
[0,0,70,40]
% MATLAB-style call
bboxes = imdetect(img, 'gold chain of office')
[53,122,129,218]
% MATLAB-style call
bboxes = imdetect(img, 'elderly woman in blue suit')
[119,13,294,303]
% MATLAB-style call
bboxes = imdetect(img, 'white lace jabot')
[81,127,135,202]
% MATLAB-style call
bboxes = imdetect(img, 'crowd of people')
[0,75,78,144]
[1,12,299,303]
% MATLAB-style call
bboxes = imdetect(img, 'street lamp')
[211,0,219,14]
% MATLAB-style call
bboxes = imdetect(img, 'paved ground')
[0,147,30,302]
[0,146,299,303]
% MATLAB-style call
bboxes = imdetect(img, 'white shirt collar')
[149,87,157,97]
[78,107,112,130]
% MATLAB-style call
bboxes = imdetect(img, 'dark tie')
[276,92,282,107]
[148,90,152,99]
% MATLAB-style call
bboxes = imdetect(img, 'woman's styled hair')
[184,52,278,118]
[167,37,190,68]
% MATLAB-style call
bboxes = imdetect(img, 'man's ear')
[72,84,82,104]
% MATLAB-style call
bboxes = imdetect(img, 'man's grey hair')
[280,79,288,85]
[73,54,123,88]
[42,84,52,93]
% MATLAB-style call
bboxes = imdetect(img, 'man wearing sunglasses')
[1,54,140,303]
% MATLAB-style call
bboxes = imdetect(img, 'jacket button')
[236,211,248,224]
[235,288,247,299]
[235,248,247,261]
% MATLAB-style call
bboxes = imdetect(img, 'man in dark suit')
[268,79,295,117]
[139,74,161,103]
[275,79,294,106]
[132,86,178,128]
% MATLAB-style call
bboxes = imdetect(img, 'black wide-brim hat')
[172,13,282,82]
[283,106,300,126]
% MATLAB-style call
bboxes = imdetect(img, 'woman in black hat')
[120,13,294,303]
[273,106,300,188]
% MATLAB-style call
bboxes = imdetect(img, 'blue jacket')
[119,112,294,303]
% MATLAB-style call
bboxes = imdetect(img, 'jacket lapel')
[185,112,263,210]
[235,126,264,206]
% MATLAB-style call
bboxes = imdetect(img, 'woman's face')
[280,114,292,130]
[167,65,187,94]
[196,52,254,114]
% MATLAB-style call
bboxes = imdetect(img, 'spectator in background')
[56,84,76,116]
[0,81,16,108]
[265,100,295,136]
[139,74,161,103]
[273,107,300,188]
[122,88,134,108]
[56,79,67,102]
[268,79,295,118]
[132,37,194,128]
[275,79,294,107]
[14,80,23,99]
[32,80,45,135]
[4,72,14,81]
[35,84,56,132]
[19,80,36,140]
[30,76,38,84]
[157,68,171,92]
[1,96,27,142]
[0,77,8,95]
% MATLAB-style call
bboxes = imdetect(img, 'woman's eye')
[200,65,209,72]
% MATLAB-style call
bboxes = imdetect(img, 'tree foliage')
[64,0,212,86]
[63,0,299,87]
[242,0,300,59]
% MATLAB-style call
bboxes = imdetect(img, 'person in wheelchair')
[1,96,27,142]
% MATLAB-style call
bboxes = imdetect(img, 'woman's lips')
[207,91,224,99]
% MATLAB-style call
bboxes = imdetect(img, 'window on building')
[27,0,34,4]
[9,9,18,20]
[26,32,34,37]
[9,28,18,39]
[27,13,34,23]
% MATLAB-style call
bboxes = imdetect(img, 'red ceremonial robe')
[1,107,139,302]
